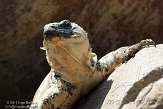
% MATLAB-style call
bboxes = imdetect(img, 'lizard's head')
[43,20,87,40]
[43,20,89,52]
[42,20,94,82]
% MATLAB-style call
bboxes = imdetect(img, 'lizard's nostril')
[51,25,56,29]
[58,20,72,29]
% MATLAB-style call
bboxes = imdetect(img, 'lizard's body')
[30,20,155,109]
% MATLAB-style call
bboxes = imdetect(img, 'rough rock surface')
[0,0,163,107]
[74,44,163,109]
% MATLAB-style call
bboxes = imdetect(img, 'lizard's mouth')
[43,20,80,39]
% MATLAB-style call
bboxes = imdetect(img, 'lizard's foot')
[121,39,156,63]
[129,39,155,57]
[140,39,156,47]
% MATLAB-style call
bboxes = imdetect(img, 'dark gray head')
[43,20,84,39]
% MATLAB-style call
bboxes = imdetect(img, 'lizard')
[30,20,155,109]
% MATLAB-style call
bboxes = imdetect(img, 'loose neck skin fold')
[43,37,96,83]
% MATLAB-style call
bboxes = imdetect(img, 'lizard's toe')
[140,39,156,47]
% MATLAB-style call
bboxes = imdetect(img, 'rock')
[74,44,163,109]
[122,78,163,109]
[1,0,163,107]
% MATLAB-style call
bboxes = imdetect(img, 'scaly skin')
[30,20,155,109]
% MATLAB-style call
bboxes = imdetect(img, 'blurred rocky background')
[0,0,163,108]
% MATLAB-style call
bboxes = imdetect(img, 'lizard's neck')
[45,40,96,83]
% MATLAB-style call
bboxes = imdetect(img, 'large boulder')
[74,44,163,109]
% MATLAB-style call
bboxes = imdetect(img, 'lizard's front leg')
[85,39,155,92]
[98,39,155,76]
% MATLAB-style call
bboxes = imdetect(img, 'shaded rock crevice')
[119,66,163,109]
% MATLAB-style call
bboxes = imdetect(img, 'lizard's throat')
[44,42,93,82]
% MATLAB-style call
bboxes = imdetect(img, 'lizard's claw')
[140,39,156,47]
